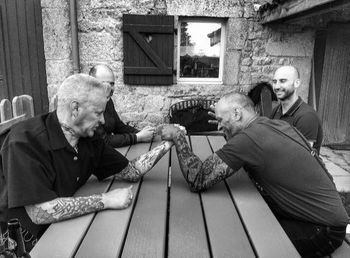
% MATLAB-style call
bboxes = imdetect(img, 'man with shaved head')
[271,65,323,153]
[89,64,155,147]
[161,92,348,257]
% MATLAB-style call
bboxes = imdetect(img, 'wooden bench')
[29,135,326,257]
[0,95,34,133]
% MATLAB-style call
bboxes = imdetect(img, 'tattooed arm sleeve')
[173,131,235,192]
[115,141,173,181]
[24,195,104,224]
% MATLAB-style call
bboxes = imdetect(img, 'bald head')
[215,93,257,139]
[218,93,255,113]
[89,64,115,96]
[272,65,300,101]
[274,65,300,80]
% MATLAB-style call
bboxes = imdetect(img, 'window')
[177,18,226,84]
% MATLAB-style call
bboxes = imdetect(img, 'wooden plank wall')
[0,0,48,115]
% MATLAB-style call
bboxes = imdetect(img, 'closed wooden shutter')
[0,0,48,115]
[123,14,174,85]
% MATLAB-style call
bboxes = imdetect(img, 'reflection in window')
[179,21,223,80]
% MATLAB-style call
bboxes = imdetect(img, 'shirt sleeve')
[294,112,320,142]
[216,133,263,172]
[2,141,57,208]
[93,141,129,180]
[95,125,138,147]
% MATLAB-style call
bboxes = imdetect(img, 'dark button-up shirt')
[0,111,128,237]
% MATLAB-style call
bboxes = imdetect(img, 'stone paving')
[320,147,350,192]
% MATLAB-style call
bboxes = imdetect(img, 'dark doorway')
[0,0,48,115]
[315,23,350,148]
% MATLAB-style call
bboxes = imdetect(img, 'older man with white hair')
[0,74,173,251]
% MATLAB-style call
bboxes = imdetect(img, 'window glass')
[179,21,223,80]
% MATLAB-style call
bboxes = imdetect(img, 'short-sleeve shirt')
[216,117,348,227]
[270,97,323,153]
[0,111,129,237]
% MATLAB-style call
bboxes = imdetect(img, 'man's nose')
[100,114,105,125]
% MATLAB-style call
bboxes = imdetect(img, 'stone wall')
[41,0,315,128]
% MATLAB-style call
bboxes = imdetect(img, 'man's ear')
[70,101,79,119]
[232,108,242,121]
[294,78,301,89]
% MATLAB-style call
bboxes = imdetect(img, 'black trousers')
[262,194,346,257]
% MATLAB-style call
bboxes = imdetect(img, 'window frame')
[176,17,226,84]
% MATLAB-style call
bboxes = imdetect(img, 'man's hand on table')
[103,186,133,209]
[136,126,156,142]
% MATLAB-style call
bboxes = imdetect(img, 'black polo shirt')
[270,97,323,153]
[216,117,348,227]
[0,111,128,237]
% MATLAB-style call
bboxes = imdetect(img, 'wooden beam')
[261,0,336,24]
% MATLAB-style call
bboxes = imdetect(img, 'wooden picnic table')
[29,135,349,258]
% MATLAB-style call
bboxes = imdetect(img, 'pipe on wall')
[69,0,80,73]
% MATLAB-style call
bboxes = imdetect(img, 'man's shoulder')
[6,113,49,144]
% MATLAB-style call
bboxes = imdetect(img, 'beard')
[274,88,295,101]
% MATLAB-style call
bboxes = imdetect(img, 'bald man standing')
[89,64,155,147]
[271,65,323,153]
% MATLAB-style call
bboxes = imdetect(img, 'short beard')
[276,89,294,101]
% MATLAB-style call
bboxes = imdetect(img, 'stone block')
[167,0,243,17]
[41,8,71,59]
[78,9,121,33]
[79,32,115,61]
[144,95,166,112]
[41,0,68,8]
[45,60,73,85]
[266,31,315,57]
[226,18,249,50]
[223,50,240,85]
[120,112,147,127]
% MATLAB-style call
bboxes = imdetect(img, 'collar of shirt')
[45,111,73,150]
[278,96,303,117]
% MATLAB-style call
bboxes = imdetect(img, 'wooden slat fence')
[0,95,34,133]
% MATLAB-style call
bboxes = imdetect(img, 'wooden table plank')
[30,176,114,258]
[121,140,169,257]
[226,170,300,258]
[202,135,255,258]
[75,142,152,258]
[167,139,210,258]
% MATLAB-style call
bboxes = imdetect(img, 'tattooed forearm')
[116,141,172,181]
[25,194,104,224]
[173,131,235,191]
